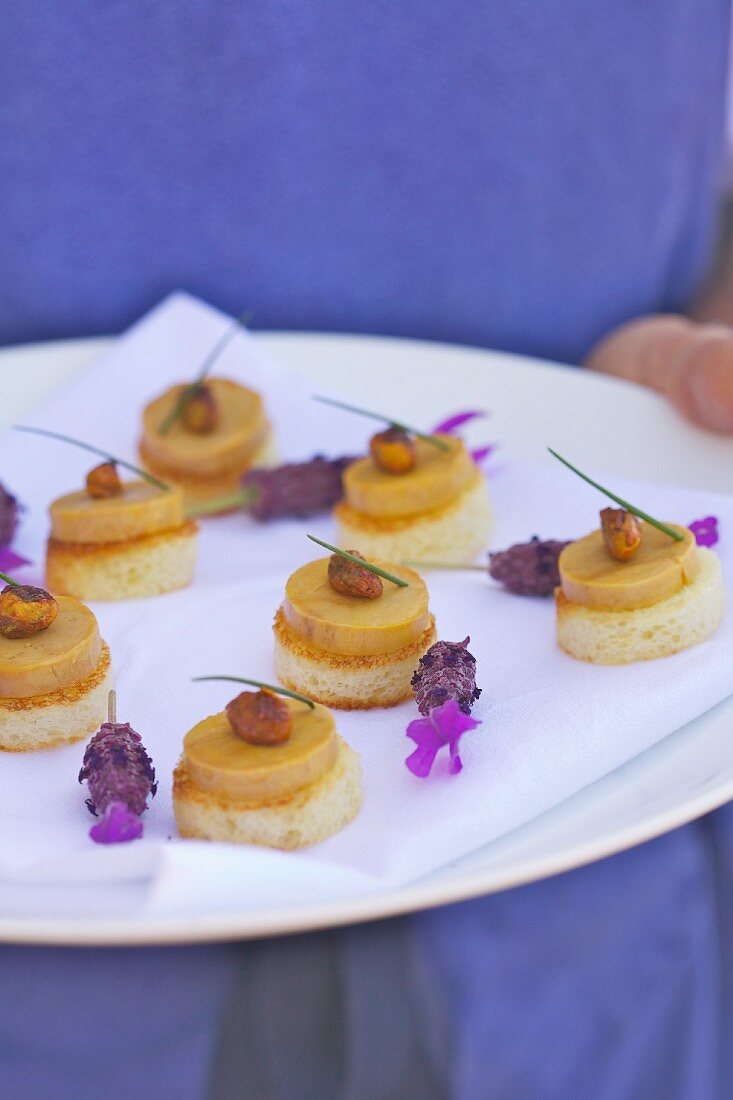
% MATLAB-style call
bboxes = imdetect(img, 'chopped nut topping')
[600,507,643,562]
[182,384,218,434]
[328,549,383,599]
[86,462,123,499]
[0,585,58,639]
[370,427,417,474]
[226,689,293,745]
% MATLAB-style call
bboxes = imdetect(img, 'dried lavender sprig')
[79,693,156,844]
[186,455,357,520]
[488,537,571,597]
[411,637,481,717]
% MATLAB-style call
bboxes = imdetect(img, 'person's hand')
[584,315,733,433]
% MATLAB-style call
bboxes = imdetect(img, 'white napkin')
[1,291,731,918]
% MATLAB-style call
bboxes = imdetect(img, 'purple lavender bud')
[411,637,481,717]
[243,455,358,521]
[0,482,20,547]
[79,722,156,842]
[489,536,571,597]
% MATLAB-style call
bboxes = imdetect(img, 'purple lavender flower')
[411,637,481,716]
[489,537,570,597]
[89,802,144,844]
[0,547,30,572]
[689,516,719,548]
[431,410,494,466]
[407,638,482,777]
[431,410,488,434]
[79,721,156,844]
[0,482,20,548]
[406,699,480,777]
[243,455,357,520]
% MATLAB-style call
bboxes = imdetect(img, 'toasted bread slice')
[556,547,724,664]
[173,736,362,849]
[334,468,491,563]
[274,607,437,709]
[0,642,113,751]
[46,521,198,601]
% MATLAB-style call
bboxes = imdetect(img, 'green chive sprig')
[548,449,684,542]
[312,396,450,452]
[307,533,409,587]
[0,571,19,587]
[159,308,253,435]
[403,561,487,572]
[185,487,255,518]
[13,426,170,492]
[192,675,315,709]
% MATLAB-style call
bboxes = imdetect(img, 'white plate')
[0,331,732,946]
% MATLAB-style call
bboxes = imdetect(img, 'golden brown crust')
[274,610,437,709]
[47,521,198,558]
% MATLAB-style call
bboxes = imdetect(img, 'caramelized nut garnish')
[600,507,643,562]
[0,585,58,639]
[182,384,218,434]
[370,427,417,474]
[226,689,293,745]
[86,462,123,499]
[328,550,383,599]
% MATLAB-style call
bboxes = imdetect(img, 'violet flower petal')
[689,516,719,548]
[0,547,31,572]
[405,698,481,778]
[470,444,495,465]
[89,801,143,844]
[432,410,489,435]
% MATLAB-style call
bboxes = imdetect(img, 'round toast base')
[334,468,492,564]
[0,642,113,752]
[46,522,198,601]
[274,607,437,709]
[173,737,362,849]
[556,548,725,664]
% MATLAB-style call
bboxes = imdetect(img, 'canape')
[334,432,492,563]
[556,519,724,664]
[173,682,362,849]
[274,540,437,708]
[45,462,198,601]
[139,378,277,512]
[0,581,113,751]
[550,452,725,664]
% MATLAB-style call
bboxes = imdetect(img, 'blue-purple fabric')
[1,3,731,1098]
[1,2,729,364]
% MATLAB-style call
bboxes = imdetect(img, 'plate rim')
[1,330,732,946]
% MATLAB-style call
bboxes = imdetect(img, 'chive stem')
[548,449,684,542]
[307,533,409,587]
[185,488,256,518]
[403,561,488,572]
[312,395,450,451]
[13,426,170,491]
[192,675,315,709]
[159,308,253,435]
[0,571,19,587]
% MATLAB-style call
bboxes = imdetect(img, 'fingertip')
[683,331,733,433]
